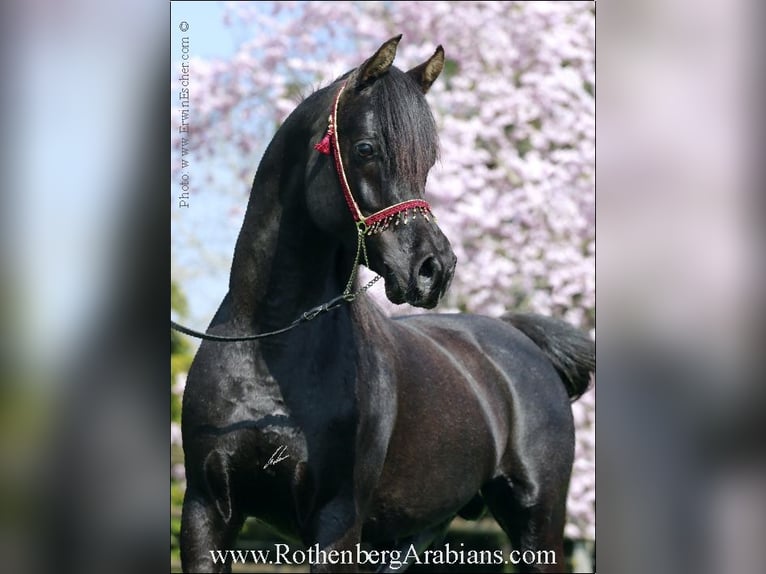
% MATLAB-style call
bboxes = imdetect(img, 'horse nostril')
[418,256,439,282]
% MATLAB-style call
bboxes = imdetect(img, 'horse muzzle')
[382,242,457,309]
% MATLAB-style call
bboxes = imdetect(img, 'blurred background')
[1,1,764,574]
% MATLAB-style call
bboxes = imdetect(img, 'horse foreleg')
[302,494,365,573]
[180,483,244,573]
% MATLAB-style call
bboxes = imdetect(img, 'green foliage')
[171,281,193,423]
[171,281,189,316]
[443,58,459,81]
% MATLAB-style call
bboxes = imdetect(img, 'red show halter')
[314,83,435,235]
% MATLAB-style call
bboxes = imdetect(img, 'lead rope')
[170,225,380,342]
[170,82,403,343]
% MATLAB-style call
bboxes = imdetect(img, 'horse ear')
[406,46,445,94]
[354,34,402,89]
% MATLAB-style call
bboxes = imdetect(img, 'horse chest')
[232,359,361,523]
[231,423,310,539]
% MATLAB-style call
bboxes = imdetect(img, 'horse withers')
[179,35,594,573]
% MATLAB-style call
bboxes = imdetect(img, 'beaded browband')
[314,83,435,235]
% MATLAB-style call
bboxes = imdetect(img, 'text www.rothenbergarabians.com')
[209,543,556,570]
[177,21,191,208]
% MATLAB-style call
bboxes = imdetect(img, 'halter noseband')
[314,83,434,235]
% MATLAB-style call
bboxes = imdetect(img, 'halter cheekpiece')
[314,83,435,235]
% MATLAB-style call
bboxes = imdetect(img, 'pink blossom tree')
[172,0,594,546]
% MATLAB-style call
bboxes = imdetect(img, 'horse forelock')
[369,68,439,187]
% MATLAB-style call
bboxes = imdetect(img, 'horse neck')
[227,106,353,332]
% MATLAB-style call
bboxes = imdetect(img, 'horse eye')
[355,142,374,158]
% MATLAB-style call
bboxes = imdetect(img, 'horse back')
[392,312,575,431]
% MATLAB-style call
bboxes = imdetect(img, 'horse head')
[307,36,457,309]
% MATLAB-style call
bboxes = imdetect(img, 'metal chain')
[343,222,379,297]
[344,272,382,302]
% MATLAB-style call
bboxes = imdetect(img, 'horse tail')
[502,313,594,401]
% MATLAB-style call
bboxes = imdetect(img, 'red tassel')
[314,131,332,155]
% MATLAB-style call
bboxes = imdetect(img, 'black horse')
[180,36,594,573]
